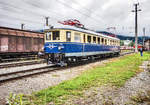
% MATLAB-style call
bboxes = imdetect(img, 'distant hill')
[116,35,150,44]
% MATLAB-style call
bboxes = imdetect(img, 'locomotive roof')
[45,25,119,40]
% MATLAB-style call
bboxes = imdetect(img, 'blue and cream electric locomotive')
[44,25,120,66]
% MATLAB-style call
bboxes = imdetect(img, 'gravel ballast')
[0,59,109,105]
[0,58,150,105]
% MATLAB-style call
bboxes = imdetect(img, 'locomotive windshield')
[52,31,60,40]
[46,31,60,41]
[46,32,51,40]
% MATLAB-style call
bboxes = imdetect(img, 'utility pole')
[45,17,49,26]
[132,3,141,53]
[21,23,25,30]
[143,27,145,46]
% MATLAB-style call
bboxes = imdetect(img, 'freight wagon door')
[24,37,31,52]
[33,38,38,52]
[0,36,8,52]
[17,37,24,52]
[38,38,44,51]
[9,36,17,52]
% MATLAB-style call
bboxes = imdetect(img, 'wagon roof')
[45,25,120,40]
[0,26,43,34]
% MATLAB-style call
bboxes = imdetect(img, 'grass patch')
[24,52,150,104]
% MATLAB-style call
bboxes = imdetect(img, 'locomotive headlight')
[58,45,64,50]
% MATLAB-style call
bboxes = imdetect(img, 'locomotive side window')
[98,37,100,44]
[66,31,71,42]
[87,35,91,43]
[46,32,51,40]
[52,31,60,40]
[110,40,112,45]
[101,38,104,45]
[74,33,81,42]
[108,39,110,45]
[105,39,107,45]
[93,36,96,43]
[114,41,116,46]
[107,39,109,45]
[83,34,86,43]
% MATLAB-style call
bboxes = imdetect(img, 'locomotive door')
[66,31,71,42]
[82,34,86,55]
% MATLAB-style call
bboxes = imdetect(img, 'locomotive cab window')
[66,31,71,42]
[87,35,91,43]
[52,31,60,40]
[46,32,51,40]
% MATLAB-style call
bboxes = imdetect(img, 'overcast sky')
[0,0,149,36]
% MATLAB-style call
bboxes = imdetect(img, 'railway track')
[0,59,46,69]
[0,51,134,83]
[0,65,64,83]
[0,55,39,63]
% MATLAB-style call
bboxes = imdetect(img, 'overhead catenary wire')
[0,14,43,25]
[56,0,105,24]
[22,0,105,28]
[0,0,105,30]
[22,0,68,20]
[0,1,67,28]
[0,1,63,22]
[69,0,105,23]
[0,1,44,17]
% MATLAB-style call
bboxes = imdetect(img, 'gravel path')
[0,59,109,105]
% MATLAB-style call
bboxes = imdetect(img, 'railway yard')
[0,0,150,104]
[0,51,150,105]
[0,25,149,105]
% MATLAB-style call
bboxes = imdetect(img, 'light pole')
[45,17,49,26]
[132,3,141,52]
[21,23,25,30]
[143,27,145,47]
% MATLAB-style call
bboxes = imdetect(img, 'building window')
[52,31,60,40]
[66,31,71,42]
[46,32,51,40]
[74,33,81,42]
[93,37,96,43]
[87,36,91,43]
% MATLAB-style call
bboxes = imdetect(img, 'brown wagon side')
[0,26,44,60]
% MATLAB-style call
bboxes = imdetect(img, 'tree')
[120,40,124,46]
[129,41,134,47]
